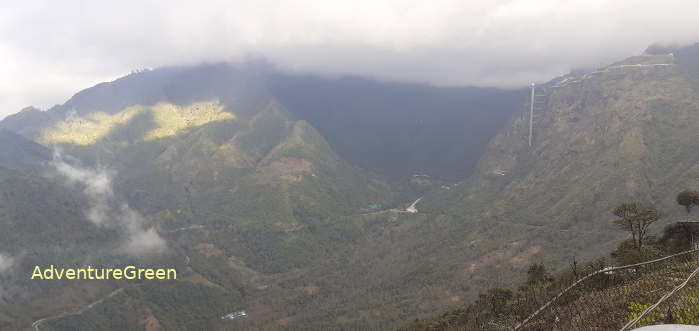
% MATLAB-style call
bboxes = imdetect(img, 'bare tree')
[636,205,660,249]
[613,203,642,248]
[613,203,661,249]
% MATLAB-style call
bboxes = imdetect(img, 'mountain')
[0,164,128,330]
[0,62,522,330]
[0,130,50,171]
[0,64,391,330]
[392,44,699,330]
[269,74,525,180]
[2,44,699,330]
[1,65,523,182]
[413,44,699,300]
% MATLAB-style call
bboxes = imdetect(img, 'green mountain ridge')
[0,65,402,330]
[1,45,699,330]
[0,130,50,171]
[416,46,699,300]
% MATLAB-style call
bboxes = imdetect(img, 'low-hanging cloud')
[51,151,167,256]
[0,253,14,300]
[0,253,14,274]
[2,0,699,119]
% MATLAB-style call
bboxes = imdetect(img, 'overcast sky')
[1,0,699,119]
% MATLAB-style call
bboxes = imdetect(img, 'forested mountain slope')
[269,74,525,179]
[0,63,517,330]
[2,44,699,330]
[415,43,699,311]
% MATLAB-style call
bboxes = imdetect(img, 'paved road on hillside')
[32,288,124,331]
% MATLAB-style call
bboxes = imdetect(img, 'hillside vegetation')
[402,192,699,330]
[415,47,699,297]
[2,45,699,330]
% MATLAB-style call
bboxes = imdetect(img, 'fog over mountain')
[3,0,699,118]
[51,151,168,256]
[3,2,699,330]
[0,254,13,274]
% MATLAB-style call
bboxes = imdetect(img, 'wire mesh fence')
[515,249,699,331]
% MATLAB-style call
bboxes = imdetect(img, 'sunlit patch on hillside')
[40,107,143,145]
[40,100,235,145]
[144,101,235,140]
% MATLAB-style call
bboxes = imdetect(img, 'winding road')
[32,288,124,331]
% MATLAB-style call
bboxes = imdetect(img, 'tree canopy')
[676,190,699,215]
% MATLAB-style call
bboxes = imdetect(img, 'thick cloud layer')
[2,0,699,118]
